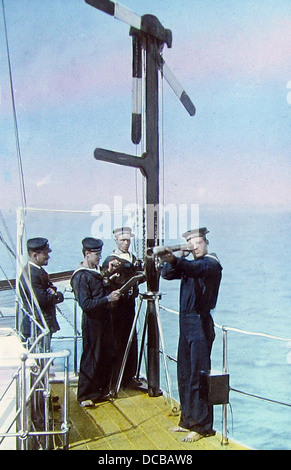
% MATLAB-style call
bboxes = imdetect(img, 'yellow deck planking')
[52,383,248,451]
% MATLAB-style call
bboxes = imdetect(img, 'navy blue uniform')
[71,267,113,403]
[162,253,222,434]
[102,253,139,387]
[20,262,63,338]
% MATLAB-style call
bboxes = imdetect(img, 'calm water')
[1,207,290,450]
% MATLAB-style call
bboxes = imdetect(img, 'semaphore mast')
[85,0,195,396]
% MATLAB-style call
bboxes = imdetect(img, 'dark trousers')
[177,312,215,434]
[78,314,114,402]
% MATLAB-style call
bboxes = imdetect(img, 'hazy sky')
[1,0,291,214]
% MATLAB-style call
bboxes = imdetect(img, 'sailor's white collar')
[74,264,101,274]
[112,248,133,262]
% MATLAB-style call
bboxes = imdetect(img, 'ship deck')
[0,285,248,451]
[52,382,248,451]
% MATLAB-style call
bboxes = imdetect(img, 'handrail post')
[59,354,70,449]
[222,326,229,445]
[43,358,50,450]
[19,353,28,450]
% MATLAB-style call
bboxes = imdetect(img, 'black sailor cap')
[27,237,52,252]
[82,237,103,252]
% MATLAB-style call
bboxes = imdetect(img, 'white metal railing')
[159,304,291,445]
[0,348,70,450]
[2,260,290,449]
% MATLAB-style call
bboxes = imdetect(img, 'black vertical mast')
[85,0,195,396]
[92,30,163,395]
[143,33,160,396]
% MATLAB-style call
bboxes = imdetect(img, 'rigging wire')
[159,51,166,246]
[1,0,27,210]
[215,322,291,342]
[133,47,147,259]
[160,305,291,342]
[0,212,16,274]
[141,47,146,257]
[0,232,15,260]
[230,387,291,408]
[159,304,291,408]
[0,211,16,282]
[0,210,16,254]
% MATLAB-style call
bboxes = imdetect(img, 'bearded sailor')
[19,237,64,351]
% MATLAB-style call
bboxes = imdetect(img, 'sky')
[1,0,291,218]
[1,2,290,449]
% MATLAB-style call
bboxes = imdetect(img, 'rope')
[160,305,179,315]
[160,53,166,246]
[55,305,81,336]
[230,387,291,408]
[160,304,291,409]
[160,305,291,342]
[24,207,111,214]
[0,233,16,259]
[0,210,16,254]
[214,323,291,342]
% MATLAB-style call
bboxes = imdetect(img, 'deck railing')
[0,344,70,450]
[1,278,291,449]
[159,305,291,446]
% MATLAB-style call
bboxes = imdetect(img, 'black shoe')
[127,378,143,388]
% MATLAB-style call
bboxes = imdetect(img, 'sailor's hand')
[55,291,64,303]
[160,249,176,264]
[108,289,121,302]
[108,259,122,274]
[47,287,56,295]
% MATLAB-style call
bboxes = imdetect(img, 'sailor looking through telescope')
[158,227,222,443]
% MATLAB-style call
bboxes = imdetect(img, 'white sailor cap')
[113,227,134,239]
[182,227,209,241]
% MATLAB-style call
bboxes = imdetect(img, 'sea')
[0,206,290,450]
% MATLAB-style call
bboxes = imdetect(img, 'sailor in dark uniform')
[102,227,141,388]
[19,237,64,350]
[71,237,121,407]
[161,227,222,442]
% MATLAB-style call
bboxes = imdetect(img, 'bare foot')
[169,426,189,432]
[182,431,203,442]
[79,399,95,408]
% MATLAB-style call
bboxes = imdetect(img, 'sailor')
[161,227,222,442]
[102,227,141,389]
[19,237,64,350]
[71,237,121,407]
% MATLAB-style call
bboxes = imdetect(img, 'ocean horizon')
[0,206,290,450]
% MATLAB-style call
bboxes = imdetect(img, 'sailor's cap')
[27,237,52,252]
[113,227,134,239]
[182,227,209,241]
[82,237,103,252]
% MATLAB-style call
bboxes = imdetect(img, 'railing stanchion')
[222,326,229,445]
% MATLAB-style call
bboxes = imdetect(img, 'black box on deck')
[199,371,229,405]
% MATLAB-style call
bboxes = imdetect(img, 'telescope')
[150,244,191,257]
